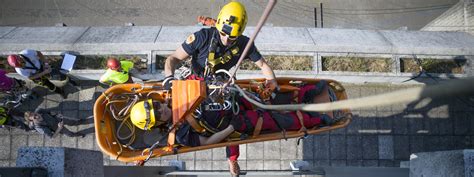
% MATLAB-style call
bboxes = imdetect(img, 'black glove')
[230,115,243,131]
[162,76,175,90]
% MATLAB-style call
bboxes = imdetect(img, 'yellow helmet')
[130,100,163,130]
[216,1,247,38]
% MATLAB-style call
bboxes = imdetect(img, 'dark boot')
[55,87,68,99]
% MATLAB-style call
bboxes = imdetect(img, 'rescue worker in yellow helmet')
[164,1,277,82]
[130,99,171,130]
[164,2,278,176]
[100,58,150,86]
[130,100,238,148]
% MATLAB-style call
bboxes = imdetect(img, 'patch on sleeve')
[185,34,196,44]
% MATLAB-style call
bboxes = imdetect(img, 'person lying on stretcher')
[129,81,337,147]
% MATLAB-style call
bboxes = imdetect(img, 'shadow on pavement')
[302,80,474,167]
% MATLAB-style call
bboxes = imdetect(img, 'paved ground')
[0,80,473,170]
[0,0,458,30]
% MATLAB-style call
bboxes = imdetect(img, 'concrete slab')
[263,160,281,170]
[247,142,264,160]
[78,87,96,110]
[73,26,162,52]
[239,144,247,160]
[281,139,299,160]
[0,27,88,51]
[381,30,474,55]
[11,135,27,160]
[331,160,347,167]
[76,26,160,43]
[302,136,315,160]
[211,160,227,170]
[307,28,392,54]
[195,149,212,161]
[0,135,11,160]
[347,135,363,160]
[393,136,410,160]
[363,160,379,167]
[362,136,379,159]
[195,160,212,170]
[0,27,16,38]
[154,26,204,50]
[177,152,195,161]
[347,117,362,134]
[0,160,9,167]
[409,150,474,177]
[211,147,226,160]
[27,135,45,147]
[16,147,104,177]
[330,135,346,160]
[246,160,264,170]
[263,140,280,160]
[378,135,394,160]
[244,27,315,51]
[313,134,330,160]
[44,136,61,147]
[347,160,363,167]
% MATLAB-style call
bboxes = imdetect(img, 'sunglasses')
[219,31,238,41]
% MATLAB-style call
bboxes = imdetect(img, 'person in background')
[24,108,94,138]
[0,69,14,92]
[0,106,30,131]
[129,100,240,147]
[7,49,68,98]
[99,58,149,86]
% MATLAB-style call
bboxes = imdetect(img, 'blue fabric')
[181,27,262,76]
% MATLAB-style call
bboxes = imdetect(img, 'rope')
[228,0,277,81]
[105,93,141,150]
[234,77,474,112]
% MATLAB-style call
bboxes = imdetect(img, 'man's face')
[27,112,42,121]
[219,31,238,46]
[157,105,172,122]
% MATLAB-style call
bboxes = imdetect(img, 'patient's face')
[158,105,172,122]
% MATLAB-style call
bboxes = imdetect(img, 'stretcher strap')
[296,110,307,133]
[293,90,299,103]
[252,115,264,138]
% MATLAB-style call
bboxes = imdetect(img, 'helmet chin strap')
[143,100,151,131]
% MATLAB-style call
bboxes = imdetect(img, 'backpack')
[19,54,44,73]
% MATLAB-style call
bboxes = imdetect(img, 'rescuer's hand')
[162,76,175,90]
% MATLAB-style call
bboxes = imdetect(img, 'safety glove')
[259,79,280,102]
[162,76,175,90]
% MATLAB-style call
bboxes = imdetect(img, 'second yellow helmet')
[130,99,157,130]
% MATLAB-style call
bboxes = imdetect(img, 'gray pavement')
[2,26,473,85]
[1,81,473,170]
[0,0,458,30]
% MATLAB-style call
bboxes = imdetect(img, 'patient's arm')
[199,125,235,145]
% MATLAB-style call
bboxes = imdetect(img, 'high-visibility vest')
[100,61,134,84]
[0,107,8,125]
